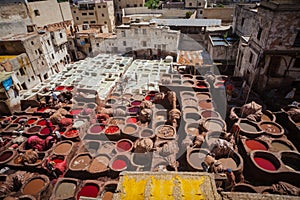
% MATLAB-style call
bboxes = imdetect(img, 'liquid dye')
[254,157,277,171]
[245,140,268,151]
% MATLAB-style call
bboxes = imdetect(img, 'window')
[142,41,147,47]
[76,17,79,20]
[123,41,126,46]
[35,50,38,55]
[140,4,142,6]
[34,9,40,16]
[241,18,245,27]
[126,4,130,7]
[83,21,88,23]
[27,25,34,33]
[31,41,34,45]
[121,31,126,37]
[189,3,192,6]
[119,6,121,9]
[293,31,300,47]
[269,56,282,77]
[44,73,48,80]
[134,29,138,34]
[293,58,300,68]
[249,52,253,64]
[104,21,107,24]
[96,43,99,47]
[47,40,50,45]
[257,27,262,41]
[98,5,101,8]
[103,5,106,8]
[142,29,146,35]
[52,54,55,59]
[82,13,87,16]
[134,4,137,7]
[19,68,25,76]
[73,11,76,13]
[89,12,94,15]
[198,2,201,6]
[59,33,63,38]
[31,76,35,80]
[102,14,104,17]
[90,21,96,24]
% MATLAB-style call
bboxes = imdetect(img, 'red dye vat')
[52,159,64,164]
[37,107,49,112]
[0,151,13,162]
[65,129,78,137]
[254,157,277,171]
[55,86,65,91]
[215,83,224,87]
[70,109,82,115]
[128,107,139,113]
[131,101,141,106]
[66,86,74,91]
[145,95,154,101]
[37,119,52,126]
[126,117,137,124]
[90,125,105,134]
[27,118,37,125]
[105,126,119,134]
[77,185,99,199]
[197,84,207,88]
[245,140,267,151]
[117,141,132,152]
[14,117,26,123]
[112,159,127,170]
[40,126,55,135]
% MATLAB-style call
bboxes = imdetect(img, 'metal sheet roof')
[150,18,222,27]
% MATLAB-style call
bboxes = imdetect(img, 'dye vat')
[245,139,268,151]
[126,117,138,124]
[131,100,142,106]
[232,183,257,193]
[203,118,225,132]
[183,106,198,113]
[183,80,194,86]
[37,107,49,112]
[271,140,293,151]
[109,118,125,126]
[4,124,20,132]
[105,126,119,135]
[77,184,99,199]
[259,122,283,136]
[53,141,73,155]
[14,117,27,123]
[110,155,130,172]
[140,129,154,138]
[37,119,52,126]
[156,125,175,139]
[70,154,92,170]
[200,110,219,118]
[187,148,208,170]
[238,120,261,136]
[252,151,280,171]
[184,113,201,122]
[196,81,208,89]
[261,114,271,121]
[181,91,195,99]
[27,118,38,125]
[102,191,113,200]
[64,128,78,138]
[128,107,140,115]
[55,180,77,199]
[154,111,167,121]
[0,150,15,163]
[116,139,133,153]
[122,124,138,135]
[55,86,65,91]
[89,124,105,134]
[199,100,213,110]
[218,158,237,169]
[27,126,41,134]
[281,152,300,171]
[183,98,198,106]
[196,92,210,101]
[70,109,82,116]
[22,177,46,195]
[186,123,201,136]
[39,126,55,135]
[89,156,109,173]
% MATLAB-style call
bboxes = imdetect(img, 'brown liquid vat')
[69,153,92,171]
[185,123,203,137]
[3,123,20,134]
[21,175,50,198]
[121,124,139,140]
[50,178,79,200]
[198,99,214,110]
[0,150,16,165]
[232,183,258,193]
[182,105,199,113]
[200,110,220,119]
[53,141,74,156]
[186,148,209,171]
[88,154,109,174]
[180,91,196,100]
[258,121,284,138]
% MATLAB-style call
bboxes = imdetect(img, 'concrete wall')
[0,3,32,37]
[124,7,191,19]
[233,4,257,36]
[27,0,67,27]
[203,7,234,24]
[185,0,207,8]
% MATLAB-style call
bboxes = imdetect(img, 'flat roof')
[150,19,222,27]
[0,55,17,63]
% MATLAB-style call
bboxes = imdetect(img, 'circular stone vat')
[53,141,73,155]
[187,148,209,170]
[64,128,79,138]
[70,109,82,116]
[36,119,51,126]
[232,183,257,193]
[182,74,193,79]
[106,98,117,105]
[55,86,65,91]
[126,117,138,124]
[89,155,109,173]
[155,125,176,139]
[27,126,41,134]
[199,99,213,110]
[181,91,195,99]
[183,80,194,86]
[22,177,47,196]
[77,183,99,199]
[184,113,201,122]
[27,118,38,125]
[55,179,77,199]
[252,151,281,171]
[258,121,283,137]
[127,106,140,115]
[280,152,300,171]
[14,117,27,123]
[183,98,198,106]
[200,110,219,119]
[245,139,268,151]
[238,119,262,136]
[0,150,15,164]
[196,81,208,89]
[154,110,167,121]
[203,118,225,132]
[271,140,294,151]
[122,124,138,136]
[109,155,130,172]
[85,141,100,155]
[116,139,133,153]
[131,100,142,106]
[39,126,55,135]
[196,92,211,101]
[89,124,105,134]
[183,106,199,113]
[186,123,201,136]
[105,126,119,135]
[140,128,155,138]
[70,154,92,170]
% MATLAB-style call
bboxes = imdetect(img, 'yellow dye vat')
[177,175,205,200]
[121,176,147,200]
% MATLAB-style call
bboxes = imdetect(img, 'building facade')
[71,0,115,32]
[91,21,180,58]
[233,0,300,93]
[113,0,145,21]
